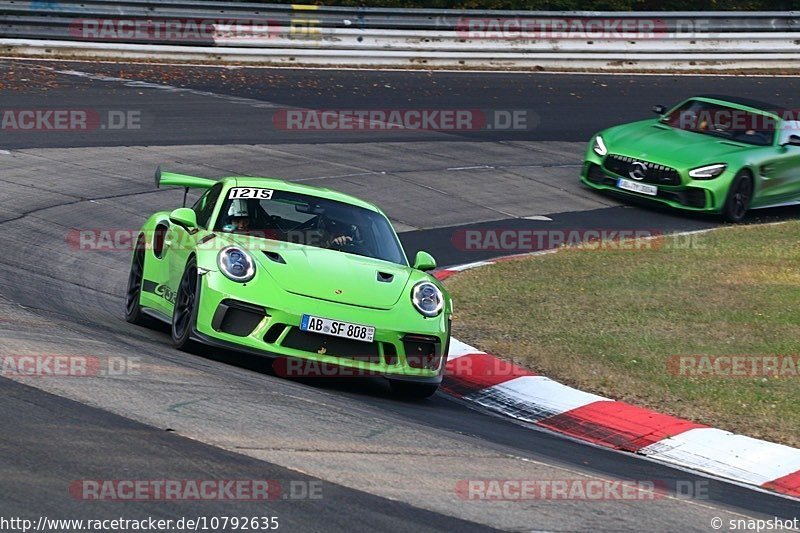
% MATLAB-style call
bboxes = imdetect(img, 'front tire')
[721,170,754,223]
[125,235,152,327]
[171,257,199,350]
[389,380,439,399]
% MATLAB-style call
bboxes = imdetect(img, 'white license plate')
[617,178,657,196]
[300,314,375,343]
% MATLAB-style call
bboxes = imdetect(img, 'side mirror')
[413,251,437,272]
[169,207,197,230]
[652,104,667,115]
[782,134,800,147]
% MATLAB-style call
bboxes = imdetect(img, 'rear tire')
[125,235,152,327]
[389,380,439,399]
[721,170,754,223]
[171,257,199,351]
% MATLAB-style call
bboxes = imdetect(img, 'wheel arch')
[737,164,757,195]
[192,246,221,274]
[720,166,756,222]
[739,165,756,180]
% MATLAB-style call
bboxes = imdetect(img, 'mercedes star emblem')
[628,161,648,181]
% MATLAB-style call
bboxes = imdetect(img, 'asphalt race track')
[0,59,799,531]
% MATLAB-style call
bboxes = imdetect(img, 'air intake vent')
[211,299,267,337]
[263,251,286,264]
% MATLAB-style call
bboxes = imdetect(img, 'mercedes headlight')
[688,163,727,180]
[411,281,444,317]
[593,135,608,156]
[217,246,255,282]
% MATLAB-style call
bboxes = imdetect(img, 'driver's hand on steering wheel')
[331,235,353,246]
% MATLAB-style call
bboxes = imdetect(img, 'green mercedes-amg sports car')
[125,168,451,398]
[581,95,800,221]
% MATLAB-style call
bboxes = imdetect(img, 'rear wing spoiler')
[154,165,216,190]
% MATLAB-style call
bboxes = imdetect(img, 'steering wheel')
[329,239,370,257]
[711,120,730,133]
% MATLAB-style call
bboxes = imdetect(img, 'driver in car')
[222,200,253,233]
[322,218,359,248]
[221,199,285,240]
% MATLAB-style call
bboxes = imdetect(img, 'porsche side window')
[192,183,223,229]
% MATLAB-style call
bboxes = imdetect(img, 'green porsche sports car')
[125,168,451,398]
[581,94,800,221]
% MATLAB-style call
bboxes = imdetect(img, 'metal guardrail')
[1,1,800,69]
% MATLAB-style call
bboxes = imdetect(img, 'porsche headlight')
[688,163,727,180]
[593,135,608,156]
[411,281,444,317]
[217,246,255,282]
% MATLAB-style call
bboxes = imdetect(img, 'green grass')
[445,222,800,447]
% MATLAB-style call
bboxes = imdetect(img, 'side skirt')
[141,307,172,325]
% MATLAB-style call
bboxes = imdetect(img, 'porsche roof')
[230,176,381,214]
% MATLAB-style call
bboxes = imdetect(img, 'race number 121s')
[229,188,274,200]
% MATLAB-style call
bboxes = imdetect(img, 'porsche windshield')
[213,188,407,266]
[660,99,776,146]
